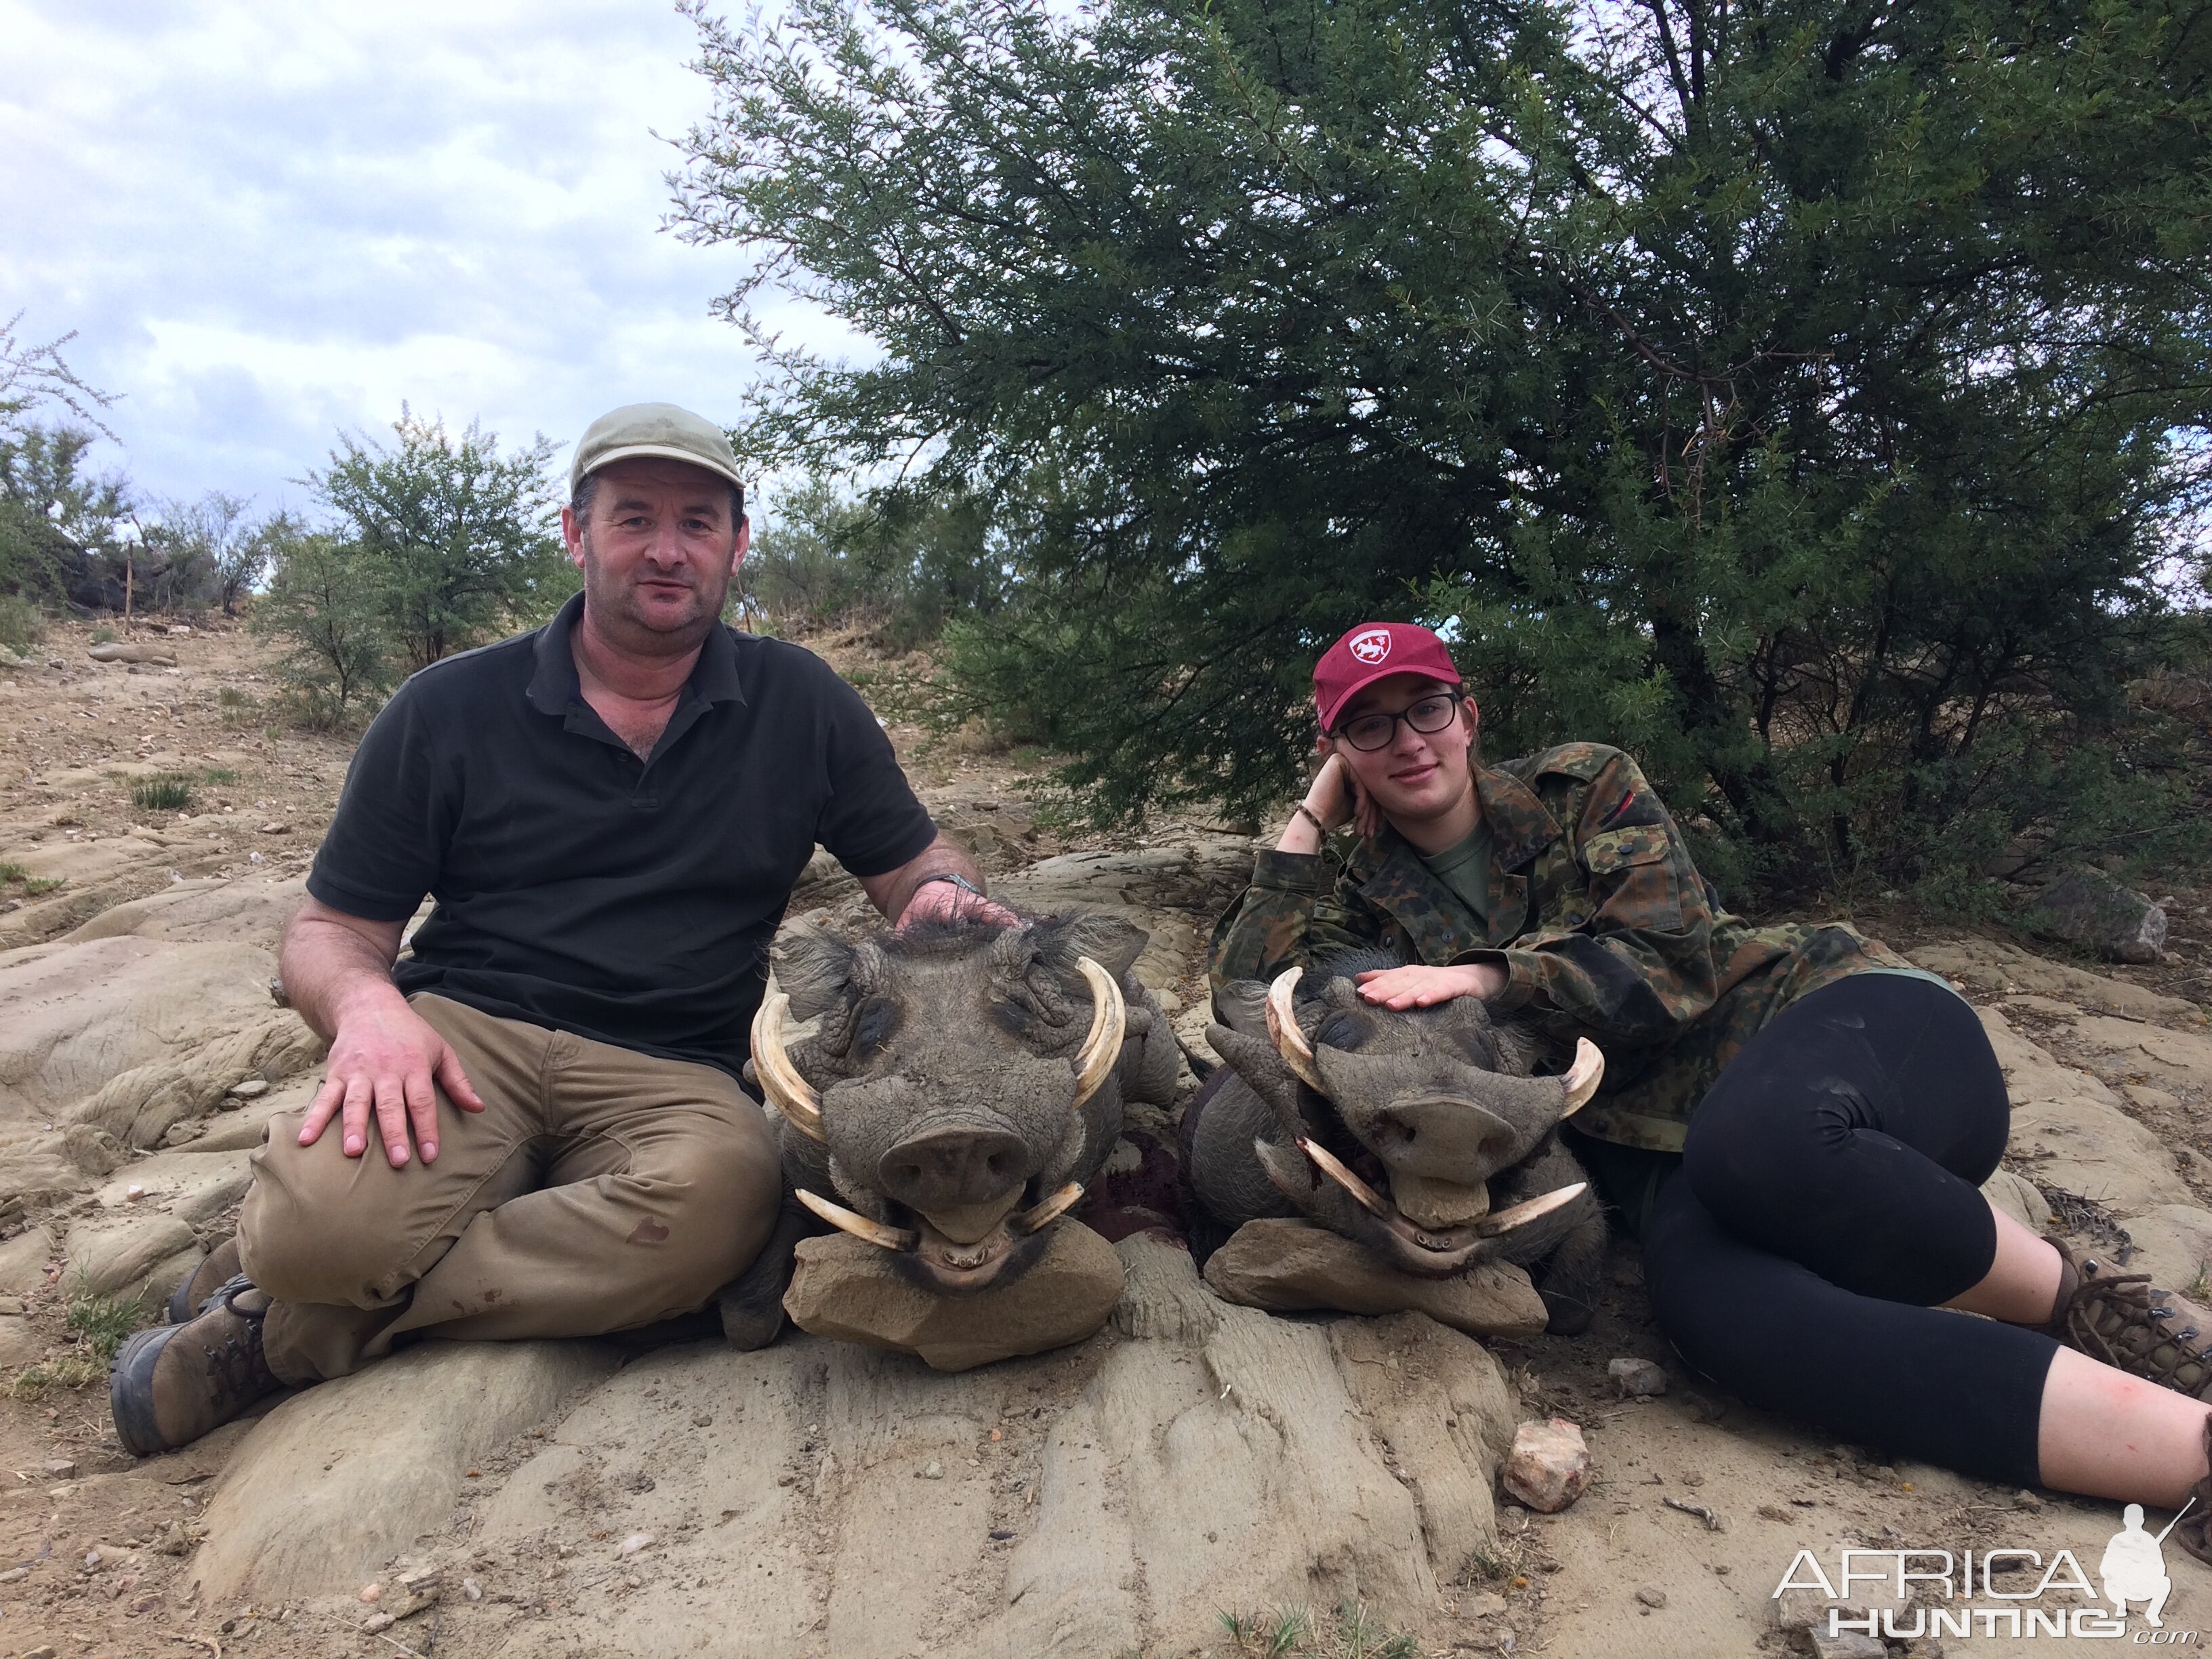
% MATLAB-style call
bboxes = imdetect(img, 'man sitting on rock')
[110,403,1005,1454]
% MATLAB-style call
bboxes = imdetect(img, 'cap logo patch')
[1348,628,1392,665]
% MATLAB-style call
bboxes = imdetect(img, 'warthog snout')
[877,1124,1029,1214]
[1367,1097,1521,1178]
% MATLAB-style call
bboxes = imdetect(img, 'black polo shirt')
[306,592,937,1078]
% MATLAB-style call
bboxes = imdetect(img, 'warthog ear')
[1043,913,1149,981]
[771,928,858,1022]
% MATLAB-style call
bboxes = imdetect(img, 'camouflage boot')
[2044,1236,2212,1398]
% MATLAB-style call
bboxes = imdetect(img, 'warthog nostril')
[877,1126,1031,1212]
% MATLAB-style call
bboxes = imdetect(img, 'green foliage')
[0,314,129,611]
[251,525,398,729]
[676,0,2212,896]
[142,491,280,617]
[308,407,566,670]
[131,773,196,811]
[1215,1601,1414,1659]
[89,623,115,644]
[0,590,41,651]
[203,767,239,783]
[64,1287,139,1365]
[747,478,1009,650]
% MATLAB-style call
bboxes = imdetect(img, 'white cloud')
[0,0,856,517]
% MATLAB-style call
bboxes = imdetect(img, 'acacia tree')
[673,0,2212,896]
[308,409,565,670]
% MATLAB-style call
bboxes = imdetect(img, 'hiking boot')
[110,1277,281,1456]
[2044,1235,2212,1397]
[167,1234,240,1324]
[2176,1417,2212,1568]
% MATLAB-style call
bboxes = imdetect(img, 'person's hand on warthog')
[1355,962,1507,1008]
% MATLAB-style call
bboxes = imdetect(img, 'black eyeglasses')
[1332,691,1466,752]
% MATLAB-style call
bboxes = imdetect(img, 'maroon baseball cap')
[1313,621,1465,731]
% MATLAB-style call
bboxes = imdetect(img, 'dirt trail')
[2,618,2211,1658]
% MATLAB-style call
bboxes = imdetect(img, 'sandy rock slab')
[1202,1216,1551,1338]
[783,1220,1125,1370]
[190,1339,620,1603]
[203,1236,1521,1658]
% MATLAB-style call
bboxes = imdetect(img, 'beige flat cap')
[570,403,744,497]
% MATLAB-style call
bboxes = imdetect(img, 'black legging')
[1631,973,2057,1488]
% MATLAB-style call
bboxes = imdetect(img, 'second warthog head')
[1216,949,1601,1277]
[753,913,1147,1294]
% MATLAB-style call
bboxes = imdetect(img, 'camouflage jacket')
[1208,742,1911,1153]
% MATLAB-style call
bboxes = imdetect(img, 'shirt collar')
[526,590,748,716]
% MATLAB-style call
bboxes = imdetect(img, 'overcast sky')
[0,0,834,521]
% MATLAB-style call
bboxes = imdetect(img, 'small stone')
[162,1120,205,1147]
[1807,1632,1885,1659]
[255,823,287,836]
[45,1458,76,1479]
[691,1411,712,1427]
[1464,1592,1508,1617]
[921,1460,944,1480]
[1607,1357,1667,1399]
[360,1582,382,1603]
[1635,1586,1666,1609]
[623,1572,643,1589]
[362,1612,394,1633]
[2014,1488,2045,1512]
[83,1548,102,1570]
[227,1078,270,1100]
[462,1577,482,1602]
[1757,1504,1789,1521]
[0,1565,26,1584]
[24,1645,56,1659]
[1502,1418,1591,1513]
[617,1532,653,1557]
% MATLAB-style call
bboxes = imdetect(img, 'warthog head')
[754,914,1148,1294]
[1195,949,1603,1300]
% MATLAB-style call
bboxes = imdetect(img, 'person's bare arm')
[857,832,1018,929]
[279,895,485,1168]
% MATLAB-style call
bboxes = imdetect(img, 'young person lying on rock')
[109,403,1015,1455]
[1208,619,2212,1554]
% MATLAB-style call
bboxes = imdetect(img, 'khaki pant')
[238,994,781,1383]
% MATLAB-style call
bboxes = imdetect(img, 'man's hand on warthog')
[1355,962,1507,1008]
[298,994,485,1167]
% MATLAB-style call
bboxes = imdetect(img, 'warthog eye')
[1452,1024,1501,1067]
[851,996,902,1059]
[1314,1009,1375,1052]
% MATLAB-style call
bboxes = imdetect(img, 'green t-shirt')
[1420,821,1493,925]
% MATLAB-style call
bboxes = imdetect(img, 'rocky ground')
[1,615,2211,1658]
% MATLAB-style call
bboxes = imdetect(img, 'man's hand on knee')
[299,995,485,1168]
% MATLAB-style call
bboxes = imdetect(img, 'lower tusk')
[1010,1181,1084,1235]
[1475,1181,1589,1238]
[1561,1038,1604,1116]
[796,1187,918,1252]
[1267,968,1326,1093]
[1296,1136,1391,1219]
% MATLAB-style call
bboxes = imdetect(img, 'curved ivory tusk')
[1561,1038,1604,1117]
[1296,1136,1391,1219]
[751,991,826,1141]
[1010,1181,1085,1235]
[796,1187,918,1252]
[1266,967,1326,1092]
[1069,957,1127,1107]
[1474,1181,1589,1238]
